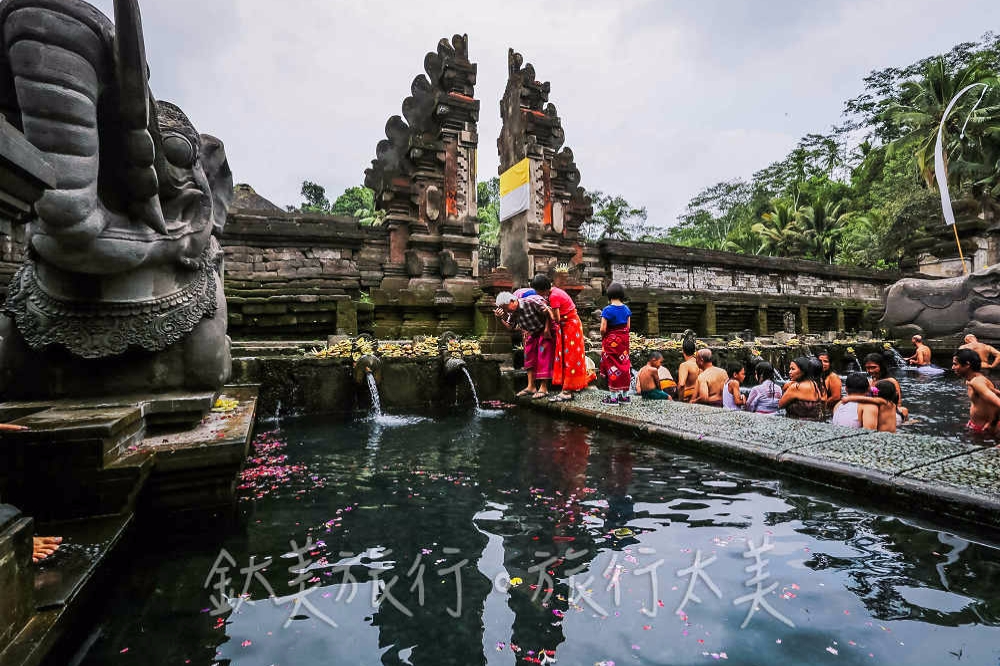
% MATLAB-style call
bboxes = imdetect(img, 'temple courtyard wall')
[1,212,901,341]
[597,240,900,337]
[217,211,901,340]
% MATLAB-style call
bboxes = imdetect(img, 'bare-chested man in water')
[907,335,932,366]
[693,349,729,407]
[677,339,701,403]
[952,348,1000,439]
[960,334,1000,370]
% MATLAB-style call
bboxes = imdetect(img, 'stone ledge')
[599,239,904,282]
[526,389,1000,532]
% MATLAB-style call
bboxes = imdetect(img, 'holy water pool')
[81,409,999,666]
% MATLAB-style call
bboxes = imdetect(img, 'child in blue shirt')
[600,283,633,404]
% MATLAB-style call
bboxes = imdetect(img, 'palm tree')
[885,58,999,189]
[751,202,801,256]
[796,201,851,263]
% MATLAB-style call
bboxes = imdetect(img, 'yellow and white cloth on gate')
[499,158,531,222]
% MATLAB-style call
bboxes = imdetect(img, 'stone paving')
[528,388,1000,530]
[901,446,1000,500]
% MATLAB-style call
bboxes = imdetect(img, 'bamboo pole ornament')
[934,82,990,275]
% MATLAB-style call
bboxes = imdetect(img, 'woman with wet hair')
[746,362,782,415]
[862,352,904,414]
[817,350,843,411]
[831,373,877,429]
[779,356,827,421]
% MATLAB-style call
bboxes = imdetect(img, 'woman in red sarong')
[599,283,632,404]
[532,274,589,401]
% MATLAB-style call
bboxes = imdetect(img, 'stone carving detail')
[0,0,234,395]
[783,311,796,334]
[6,247,219,358]
[364,35,480,292]
[881,265,1000,339]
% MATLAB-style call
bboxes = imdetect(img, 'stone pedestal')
[0,392,217,522]
[499,211,531,287]
[477,269,515,357]
[0,505,32,651]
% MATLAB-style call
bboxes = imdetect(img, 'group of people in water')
[497,279,1000,437]
[626,343,911,428]
[590,283,1000,437]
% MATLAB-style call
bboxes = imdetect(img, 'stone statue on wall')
[783,311,796,334]
[0,0,234,398]
[881,264,1000,340]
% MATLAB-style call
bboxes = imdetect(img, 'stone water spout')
[437,331,459,354]
[353,354,382,386]
[443,357,467,376]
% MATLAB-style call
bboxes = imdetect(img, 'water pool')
[80,410,1000,665]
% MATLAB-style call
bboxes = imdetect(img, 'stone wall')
[223,209,484,339]
[600,240,902,336]
[223,210,386,338]
[1,209,906,341]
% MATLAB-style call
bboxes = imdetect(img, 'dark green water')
[81,410,1000,666]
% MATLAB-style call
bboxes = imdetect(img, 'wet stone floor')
[80,409,1000,666]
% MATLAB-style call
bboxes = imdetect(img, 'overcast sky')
[91,0,998,227]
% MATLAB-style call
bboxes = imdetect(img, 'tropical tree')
[884,58,998,188]
[476,178,501,246]
[290,180,332,213]
[751,202,801,256]
[663,179,761,250]
[795,200,852,263]
[289,182,385,225]
[331,186,374,217]
[836,211,894,268]
[581,191,651,241]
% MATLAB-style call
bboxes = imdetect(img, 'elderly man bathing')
[693,349,729,407]
[960,334,1000,370]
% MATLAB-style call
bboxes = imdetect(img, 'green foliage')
[332,186,374,217]
[581,191,652,241]
[884,58,999,189]
[290,182,383,226]
[477,177,500,246]
[297,180,331,213]
[665,31,1000,269]
[661,180,760,251]
[752,202,801,256]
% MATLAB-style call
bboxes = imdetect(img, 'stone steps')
[0,513,132,666]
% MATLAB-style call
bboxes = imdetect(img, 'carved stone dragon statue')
[0,0,233,398]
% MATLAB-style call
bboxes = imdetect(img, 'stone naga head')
[0,0,233,275]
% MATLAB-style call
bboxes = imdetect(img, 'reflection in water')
[81,411,1000,666]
